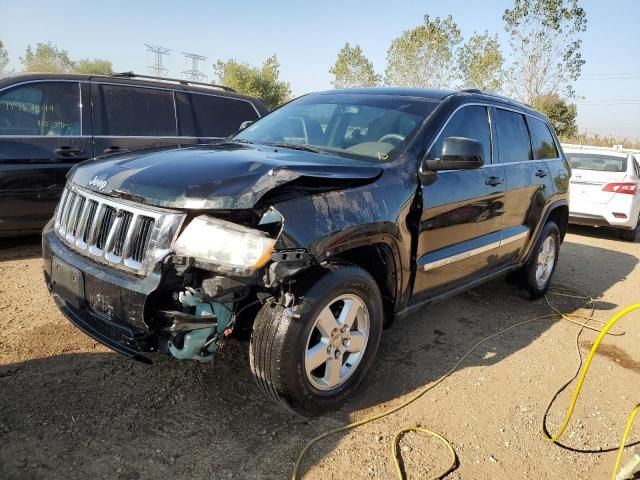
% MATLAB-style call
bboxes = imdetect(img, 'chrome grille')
[54,184,185,275]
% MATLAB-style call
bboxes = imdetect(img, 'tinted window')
[0,82,80,136]
[528,117,558,159]
[428,105,491,163]
[566,153,627,172]
[177,93,259,138]
[495,109,532,163]
[95,85,176,136]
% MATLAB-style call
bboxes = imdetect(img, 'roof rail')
[109,72,236,92]
[454,88,533,108]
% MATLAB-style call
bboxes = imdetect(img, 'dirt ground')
[0,226,638,480]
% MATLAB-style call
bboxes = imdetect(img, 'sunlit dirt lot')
[1,226,638,479]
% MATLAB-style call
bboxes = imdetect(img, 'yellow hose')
[291,290,640,480]
[542,302,640,480]
[391,426,456,480]
[612,403,640,480]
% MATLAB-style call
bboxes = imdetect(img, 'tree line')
[329,0,586,138]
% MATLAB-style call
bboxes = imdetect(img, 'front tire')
[510,221,561,300]
[249,264,383,416]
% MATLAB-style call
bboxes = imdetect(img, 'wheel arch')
[327,240,401,327]
[523,199,569,262]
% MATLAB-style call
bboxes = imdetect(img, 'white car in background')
[563,144,640,241]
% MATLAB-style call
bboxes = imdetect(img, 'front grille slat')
[132,217,154,263]
[53,185,183,276]
[81,200,98,244]
[96,206,116,250]
[112,211,133,257]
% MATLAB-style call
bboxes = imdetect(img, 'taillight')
[602,183,638,195]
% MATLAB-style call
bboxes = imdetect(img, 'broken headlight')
[174,215,276,273]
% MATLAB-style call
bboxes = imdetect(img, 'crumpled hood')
[69,143,383,209]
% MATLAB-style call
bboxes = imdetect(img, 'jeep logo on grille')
[88,176,108,191]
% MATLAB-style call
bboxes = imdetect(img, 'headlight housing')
[174,215,276,274]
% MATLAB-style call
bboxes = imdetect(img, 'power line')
[145,44,171,77]
[181,52,207,82]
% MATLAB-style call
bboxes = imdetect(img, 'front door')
[412,104,506,302]
[0,80,93,235]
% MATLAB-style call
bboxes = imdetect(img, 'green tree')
[384,15,462,88]
[329,42,380,89]
[214,55,291,110]
[74,58,112,75]
[457,32,504,92]
[532,93,577,137]
[504,0,587,103]
[21,42,74,73]
[0,40,9,73]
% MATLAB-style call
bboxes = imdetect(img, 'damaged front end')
[44,143,381,365]
[152,207,292,363]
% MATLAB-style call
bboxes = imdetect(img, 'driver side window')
[428,106,491,163]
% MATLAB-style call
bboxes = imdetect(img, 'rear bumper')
[43,220,161,361]
[569,202,639,229]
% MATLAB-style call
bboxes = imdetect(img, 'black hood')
[69,143,383,210]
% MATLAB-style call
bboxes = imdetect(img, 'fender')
[521,198,569,263]
[321,233,405,313]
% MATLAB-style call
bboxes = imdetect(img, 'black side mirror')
[423,136,485,171]
[239,120,254,130]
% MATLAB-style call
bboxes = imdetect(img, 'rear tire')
[619,218,639,242]
[249,264,383,416]
[510,221,561,300]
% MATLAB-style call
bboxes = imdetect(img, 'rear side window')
[176,93,259,138]
[528,117,559,159]
[95,84,176,136]
[566,153,627,172]
[495,109,532,163]
[428,105,491,163]
[0,82,80,136]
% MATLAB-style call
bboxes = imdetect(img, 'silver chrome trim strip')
[500,230,529,245]
[423,240,500,271]
[423,229,529,271]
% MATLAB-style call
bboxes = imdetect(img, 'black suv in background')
[0,72,267,237]
[42,88,570,415]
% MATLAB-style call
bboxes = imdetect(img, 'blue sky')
[1,0,639,139]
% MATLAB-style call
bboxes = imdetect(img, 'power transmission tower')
[145,44,171,77]
[182,52,207,82]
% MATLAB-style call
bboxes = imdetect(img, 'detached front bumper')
[43,221,160,362]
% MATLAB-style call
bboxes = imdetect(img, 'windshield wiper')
[266,142,328,154]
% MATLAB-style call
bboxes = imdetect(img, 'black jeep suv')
[43,88,570,415]
[0,72,267,237]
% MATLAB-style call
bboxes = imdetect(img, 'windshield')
[233,93,439,162]
[567,153,628,173]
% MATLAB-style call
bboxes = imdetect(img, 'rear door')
[92,83,196,156]
[175,91,261,141]
[493,108,553,262]
[0,80,93,235]
[411,104,506,301]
